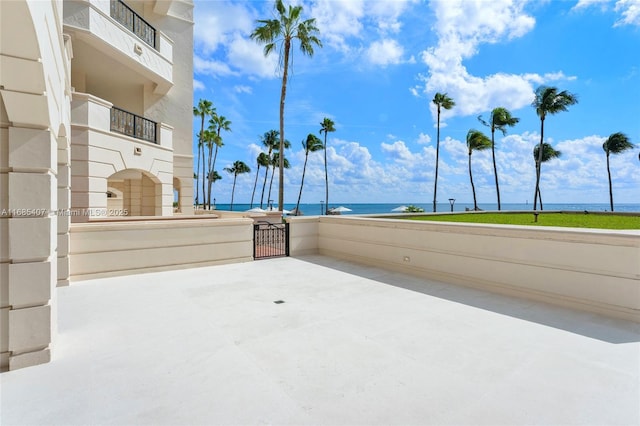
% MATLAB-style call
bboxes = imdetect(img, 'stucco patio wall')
[69,217,253,280]
[288,215,640,322]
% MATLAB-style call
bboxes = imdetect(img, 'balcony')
[63,0,173,94]
[110,0,156,49]
[110,106,157,144]
[71,92,172,150]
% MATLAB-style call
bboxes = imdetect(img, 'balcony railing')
[110,106,157,144]
[110,0,156,49]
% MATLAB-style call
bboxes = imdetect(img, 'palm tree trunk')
[538,187,543,210]
[205,143,213,209]
[195,142,201,206]
[533,117,545,211]
[534,163,543,211]
[324,133,329,215]
[196,116,205,207]
[296,152,309,215]
[491,127,501,210]
[278,41,290,212]
[469,152,478,211]
[230,175,237,211]
[208,144,220,210]
[201,140,206,210]
[250,165,260,208]
[260,163,269,208]
[433,106,440,212]
[606,152,614,211]
[267,165,276,209]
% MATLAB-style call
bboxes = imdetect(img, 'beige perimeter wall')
[70,217,253,280]
[289,216,640,322]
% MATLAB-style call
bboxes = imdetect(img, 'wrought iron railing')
[110,0,156,49]
[110,106,157,144]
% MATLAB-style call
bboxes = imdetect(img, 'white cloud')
[414,0,575,122]
[309,0,365,53]
[366,39,405,66]
[381,140,420,163]
[614,0,640,26]
[417,133,432,145]
[571,0,640,27]
[194,55,237,78]
[309,0,416,62]
[572,0,611,11]
[193,79,205,91]
[194,1,254,54]
[227,36,278,79]
[193,1,278,79]
[234,85,253,94]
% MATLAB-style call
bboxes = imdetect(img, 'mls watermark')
[0,208,129,217]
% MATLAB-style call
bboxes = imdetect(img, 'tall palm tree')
[251,152,270,208]
[207,114,231,209]
[466,129,492,211]
[478,107,519,210]
[267,152,290,210]
[224,161,250,211]
[532,86,578,210]
[260,130,280,208]
[603,132,634,212]
[193,99,215,207]
[201,129,218,209]
[319,118,335,214]
[532,143,562,210]
[295,133,324,215]
[251,0,322,211]
[432,92,455,212]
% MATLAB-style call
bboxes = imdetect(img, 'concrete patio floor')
[1,255,639,425]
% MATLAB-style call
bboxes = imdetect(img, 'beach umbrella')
[289,207,303,216]
[330,206,352,212]
[281,209,291,214]
[392,205,408,212]
[246,207,266,212]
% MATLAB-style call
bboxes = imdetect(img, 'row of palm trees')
[434,86,635,212]
[193,99,231,209]
[244,118,336,214]
[204,1,635,213]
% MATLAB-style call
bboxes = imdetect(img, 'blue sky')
[192,0,640,207]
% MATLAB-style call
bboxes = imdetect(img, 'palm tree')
[251,152,270,208]
[260,130,280,208]
[207,170,222,209]
[603,132,634,211]
[224,161,250,211]
[267,152,290,210]
[251,0,322,211]
[478,107,519,210]
[532,143,562,210]
[466,130,492,211]
[193,99,215,207]
[432,92,455,212]
[532,86,578,211]
[295,133,324,215]
[319,118,335,214]
[207,113,231,209]
[201,129,218,209]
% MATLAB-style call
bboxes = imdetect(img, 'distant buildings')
[1,0,194,370]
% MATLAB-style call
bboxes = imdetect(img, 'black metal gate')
[253,222,289,259]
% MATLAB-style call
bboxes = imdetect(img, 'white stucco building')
[1,0,194,371]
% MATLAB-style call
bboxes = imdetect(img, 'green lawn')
[406,212,640,230]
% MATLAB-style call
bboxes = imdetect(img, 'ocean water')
[210,202,640,215]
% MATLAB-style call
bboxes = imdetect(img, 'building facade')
[0,0,194,371]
